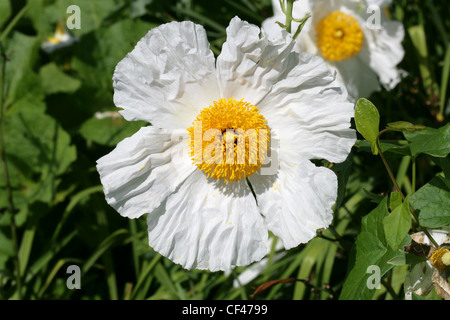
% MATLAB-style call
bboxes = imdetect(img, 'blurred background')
[0,0,448,300]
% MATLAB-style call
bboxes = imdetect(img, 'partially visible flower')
[97,17,355,271]
[41,21,78,53]
[263,0,405,101]
[404,230,450,300]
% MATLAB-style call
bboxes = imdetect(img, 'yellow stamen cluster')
[187,98,270,182]
[315,11,364,62]
[430,248,450,271]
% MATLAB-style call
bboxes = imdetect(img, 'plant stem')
[284,0,294,33]
[376,129,440,249]
[0,44,21,298]
[376,129,404,199]
[0,2,30,43]
[411,156,416,193]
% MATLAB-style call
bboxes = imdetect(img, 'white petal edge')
[96,126,195,219]
[249,157,338,249]
[113,21,220,130]
[147,170,269,271]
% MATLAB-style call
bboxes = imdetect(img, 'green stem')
[278,0,310,40]
[292,13,311,40]
[0,44,21,298]
[285,0,294,33]
[376,129,403,198]
[376,129,440,249]
[0,3,30,43]
[411,156,416,193]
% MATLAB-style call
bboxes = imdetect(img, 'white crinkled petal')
[113,21,220,130]
[147,170,269,271]
[96,126,195,219]
[217,16,298,107]
[332,53,381,101]
[363,20,405,90]
[249,158,337,249]
[261,52,355,163]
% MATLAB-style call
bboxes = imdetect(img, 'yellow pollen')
[187,98,270,183]
[315,11,364,62]
[430,248,450,271]
[46,36,61,45]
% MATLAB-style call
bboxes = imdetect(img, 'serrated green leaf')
[410,176,450,228]
[404,123,450,158]
[354,98,380,155]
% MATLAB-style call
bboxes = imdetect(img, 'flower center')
[315,11,364,62]
[430,247,450,271]
[187,98,270,182]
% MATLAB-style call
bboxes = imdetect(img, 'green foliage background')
[0,0,448,300]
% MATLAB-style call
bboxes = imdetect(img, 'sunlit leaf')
[39,63,81,95]
[354,98,380,155]
[404,123,450,158]
[340,197,406,300]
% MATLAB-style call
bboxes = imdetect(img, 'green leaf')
[0,0,12,29]
[386,121,426,133]
[4,32,40,106]
[79,116,146,146]
[410,176,450,228]
[404,123,450,158]
[2,110,77,203]
[340,198,404,300]
[39,63,81,95]
[72,18,154,103]
[355,140,411,156]
[27,0,124,37]
[408,25,438,93]
[383,196,412,251]
[389,191,403,211]
[432,156,450,179]
[387,252,425,266]
[354,98,380,155]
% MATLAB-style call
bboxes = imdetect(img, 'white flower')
[96,17,355,271]
[41,21,78,53]
[404,230,450,300]
[263,0,405,101]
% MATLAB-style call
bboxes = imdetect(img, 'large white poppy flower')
[263,0,405,101]
[96,16,356,271]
